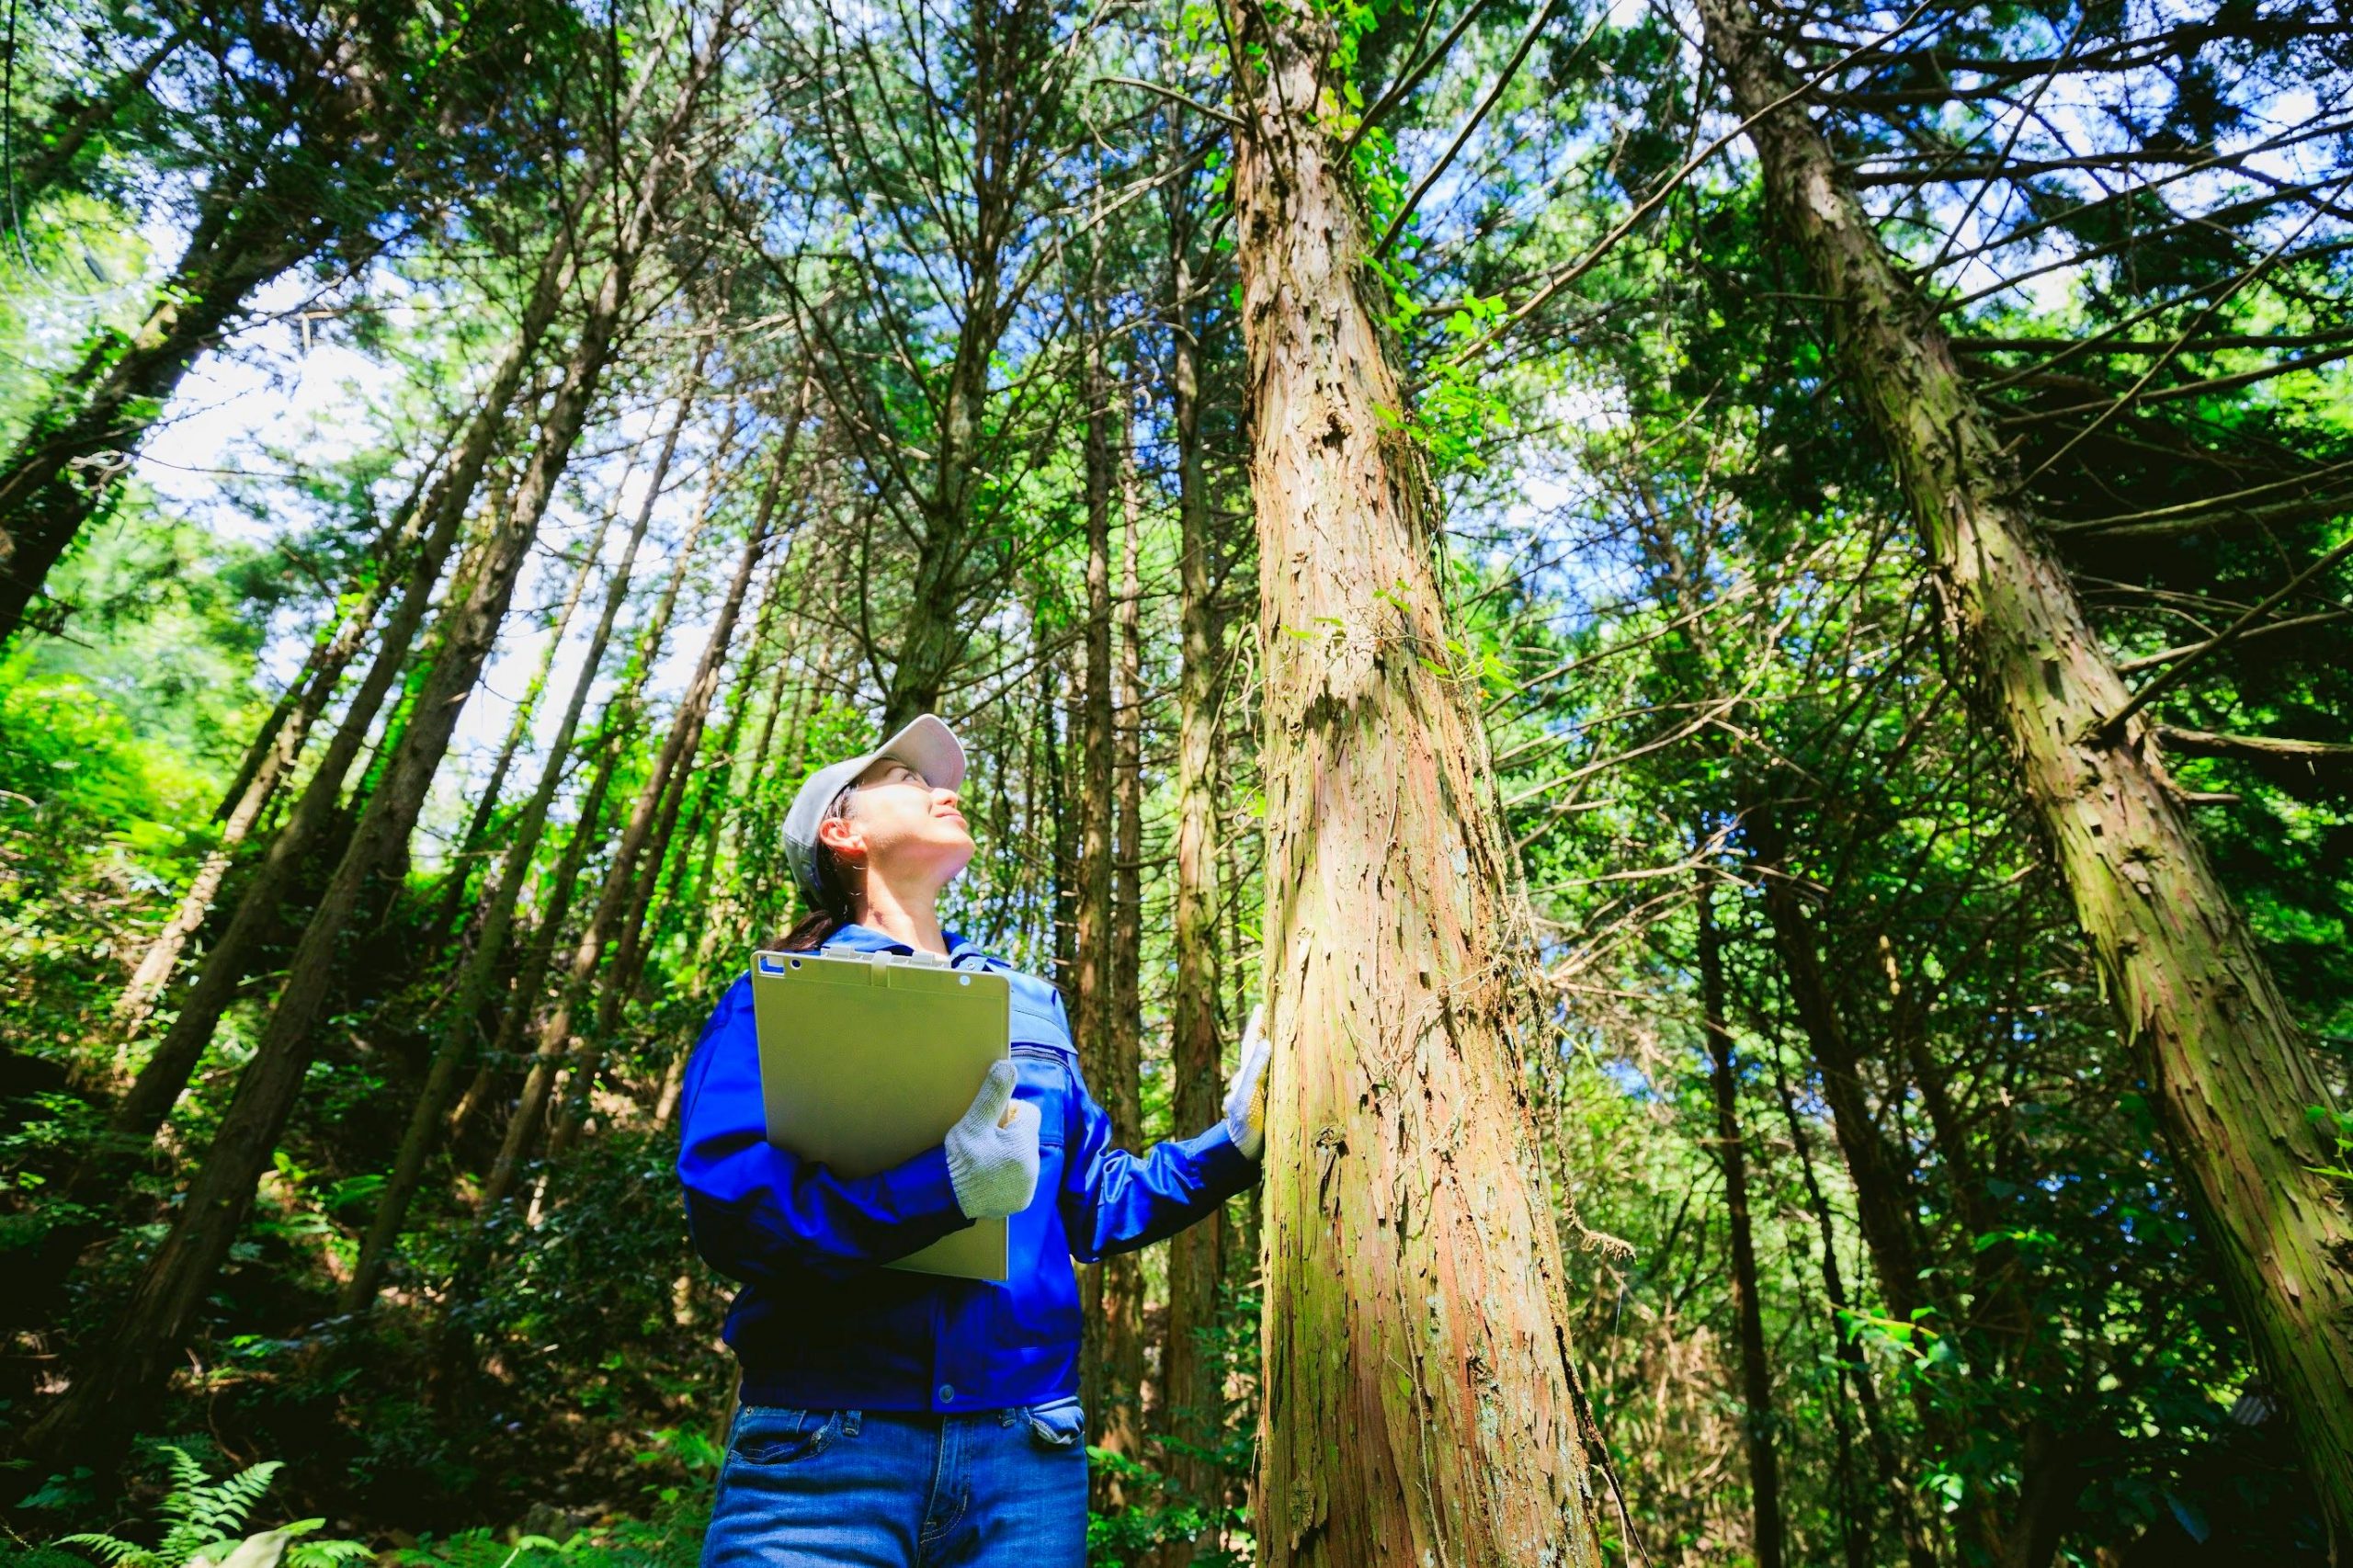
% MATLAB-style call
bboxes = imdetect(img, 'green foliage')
[52,1446,365,1568]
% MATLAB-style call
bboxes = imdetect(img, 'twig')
[2092,530,2353,742]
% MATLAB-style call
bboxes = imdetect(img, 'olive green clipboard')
[748,948,1011,1281]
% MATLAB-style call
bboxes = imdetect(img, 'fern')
[56,1538,157,1568]
[54,1449,366,1568]
[288,1540,375,1568]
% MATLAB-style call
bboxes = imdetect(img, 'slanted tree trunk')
[529,425,798,1174]
[419,506,612,955]
[1159,201,1227,1525]
[1747,814,1929,1330]
[102,230,578,1146]
[20,38,721,1455]
[474,445,729,1215]
[1698,0,2353,1530]
[1698,874,1783,1568]
[108,468,437,1040]
[1749,811,2007,1560]
[341,398,672,1312]
[6,23,188,222]
[0,152,341,642]
[1230,8,1609,1561]
[1765,1040,1927,1568]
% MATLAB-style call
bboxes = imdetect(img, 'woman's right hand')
[944,1059,1040,1220]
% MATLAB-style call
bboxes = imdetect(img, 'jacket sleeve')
[1052,993,1260,1264]
[676,973,972,1284]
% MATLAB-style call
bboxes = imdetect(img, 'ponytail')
[775,910,846,952]
[770,781,860,952]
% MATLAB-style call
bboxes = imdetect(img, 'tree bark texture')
[1230,10,1609,1562]
[1073,324,1139,1460]
[1697,0,2353,1530]
[1160,213,1227,1517]
[1698,877,1784,1568]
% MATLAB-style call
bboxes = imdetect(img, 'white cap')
[780,713,966,905]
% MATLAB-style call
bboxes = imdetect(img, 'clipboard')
[748,948,1012,1280]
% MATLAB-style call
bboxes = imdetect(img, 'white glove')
[1222,1006,1272,1161]
[945,1059,1040,1219]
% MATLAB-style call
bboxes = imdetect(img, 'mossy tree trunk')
[1229,6,1610,1561]
[1697,0,2353,1535]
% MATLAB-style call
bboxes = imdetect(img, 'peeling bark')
[1231,7,1609,1559]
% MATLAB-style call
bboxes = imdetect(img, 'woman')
[678,713,1269,1568]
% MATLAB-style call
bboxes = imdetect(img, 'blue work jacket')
[676,921,1258,1413]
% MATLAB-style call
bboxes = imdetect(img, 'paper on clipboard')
[747,948,1011,1280]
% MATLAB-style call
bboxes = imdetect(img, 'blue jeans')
[699,1401,1089,1568]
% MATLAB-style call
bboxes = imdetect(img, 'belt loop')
[843,1409,862,1437]
[998,1406,1020,1428]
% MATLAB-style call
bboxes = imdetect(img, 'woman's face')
[820,756,974,891]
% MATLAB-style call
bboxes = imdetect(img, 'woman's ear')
[815,813,864,861]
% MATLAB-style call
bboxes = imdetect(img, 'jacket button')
[938,1383,956,1403]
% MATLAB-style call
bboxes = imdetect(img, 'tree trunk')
[6,24,188,220]
[1051,648,1079,1003]
[1159,206,1227,1524]
[1697,875,1784,1568]
[1072,318,1135,1462]
[341,393,673,1312]
[1747,813,1930,1335]
[109,468,436,1040]
[1749,812,2010,1558]
[474,447,729,1216]
[102,229,579,1145]
[420,505,611,954]
[1099,406,1147,1463]
[19,38,718,1449]
[1766,1038,1929,1568]
[0,162,327,642]
[542,425,792,1162]
[1698,0,2353,1531]
[1230,8,1609,1561]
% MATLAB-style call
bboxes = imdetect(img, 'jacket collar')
[820,921,984,962]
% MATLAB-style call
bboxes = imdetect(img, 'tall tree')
[99,227,581,1149]
[1073,312,1142,1459]
[340,380,682,1311]
[1695,0,2353,1530]
[18,19,731,1460]
[1157,126,1229,1520]
[1697,871,1784,1568]
[0,0,553,643]
[108,461,438,1038]
[1229,1,1610,1559]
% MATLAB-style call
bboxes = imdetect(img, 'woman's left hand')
[1222,1006,1271,1160]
